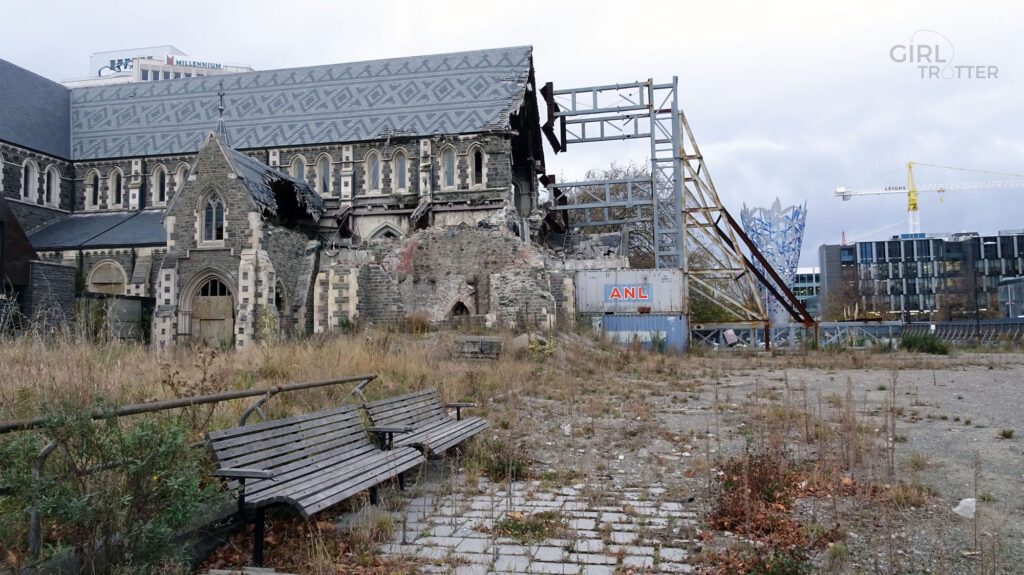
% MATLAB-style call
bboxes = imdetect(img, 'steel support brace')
[550,77,771,325]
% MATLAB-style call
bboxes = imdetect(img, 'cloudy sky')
[3,1,1021,265]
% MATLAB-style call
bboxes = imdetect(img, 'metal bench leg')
[253,507,265,567]
[398,472,406,491]
[369,485,379,505]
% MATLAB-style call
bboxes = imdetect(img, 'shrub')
[709,452,804,545]
[399,312,431,335]
[998,428,1015,439]
[0,402,225,571]
[899,334,950,355]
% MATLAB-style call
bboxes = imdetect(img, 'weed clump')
[708,451,802,544]
[899,334,950,355]
[492,511,565,543]
[463,438,529,482]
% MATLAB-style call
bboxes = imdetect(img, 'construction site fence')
[689,318,1024,350]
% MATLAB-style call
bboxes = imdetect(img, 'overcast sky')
[3,0,1021,265]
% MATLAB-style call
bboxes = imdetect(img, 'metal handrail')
[1,373,376,562]
[0,374,376,435]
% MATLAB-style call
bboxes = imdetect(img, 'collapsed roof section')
[211,132,324,221]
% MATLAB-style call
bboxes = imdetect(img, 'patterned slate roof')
[0,59,71,159]
[69,46,533,160]
[29,209,165,250]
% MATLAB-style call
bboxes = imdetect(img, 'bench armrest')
[446,402,476,420]
[213,468,277,480]
[367,426,414,450]
[367,426,415,434]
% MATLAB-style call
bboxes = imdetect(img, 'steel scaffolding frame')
[546,77,767,320]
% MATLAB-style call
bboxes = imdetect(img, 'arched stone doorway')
[86,261,127,295]
[449,301,470,317]
[189,276,235,347]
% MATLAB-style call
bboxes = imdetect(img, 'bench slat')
[243,443,382,499]
[210,416,364,461]
[394,417,488,453]
[363,390,487,456]
[251,446,420,505]
[209,402,423,522]
[297,449,423,516]
[209,410,360,450]
[207,406,352,440]
[211,417,367,463]
[365,395,446,423]
[219,433,376,479]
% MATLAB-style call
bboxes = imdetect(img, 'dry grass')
[0,330,547,437]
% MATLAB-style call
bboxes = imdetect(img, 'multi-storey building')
[819,231,1024,320]
[62,46,254,88]
[792,266,820,318]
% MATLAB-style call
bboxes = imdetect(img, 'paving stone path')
[377,469,698,575]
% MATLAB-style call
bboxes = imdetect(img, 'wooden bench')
[363,389,488,456]
[206,404,424,565]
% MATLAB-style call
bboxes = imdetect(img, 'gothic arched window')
[393,150,408,192]
[290,156,306,182]
[316,155,332,196]
[366,151,381,194]
[111,169,124,207]
[21,160,38,201]
[441,148,456,190]
[470,147,485,188]
[44,165,59,206]
[203,195,225,242]
[153,165,168,205]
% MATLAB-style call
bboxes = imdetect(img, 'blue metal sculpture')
[740,199,807,325]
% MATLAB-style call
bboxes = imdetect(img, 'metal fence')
[902,318,1024,344]
[689,319,1024,349]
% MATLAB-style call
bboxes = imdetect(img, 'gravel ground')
[501,349,1024,574]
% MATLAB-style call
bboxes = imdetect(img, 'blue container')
[596,314,688,351]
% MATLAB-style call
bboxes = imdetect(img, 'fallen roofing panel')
[222,143,324,220]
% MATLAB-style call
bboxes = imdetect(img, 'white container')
[575,269,684,314]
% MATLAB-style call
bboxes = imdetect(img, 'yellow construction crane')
[834,162,1024,234]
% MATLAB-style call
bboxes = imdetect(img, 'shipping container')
[586,313,688,351]
[575,269,684,314]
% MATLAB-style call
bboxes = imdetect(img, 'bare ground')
[503,346,1024,574]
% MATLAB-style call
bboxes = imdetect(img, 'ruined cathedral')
[0,46,602,348]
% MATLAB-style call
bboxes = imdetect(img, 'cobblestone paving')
[377,470,698,574]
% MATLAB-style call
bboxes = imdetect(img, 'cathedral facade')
[0,47,558,347]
